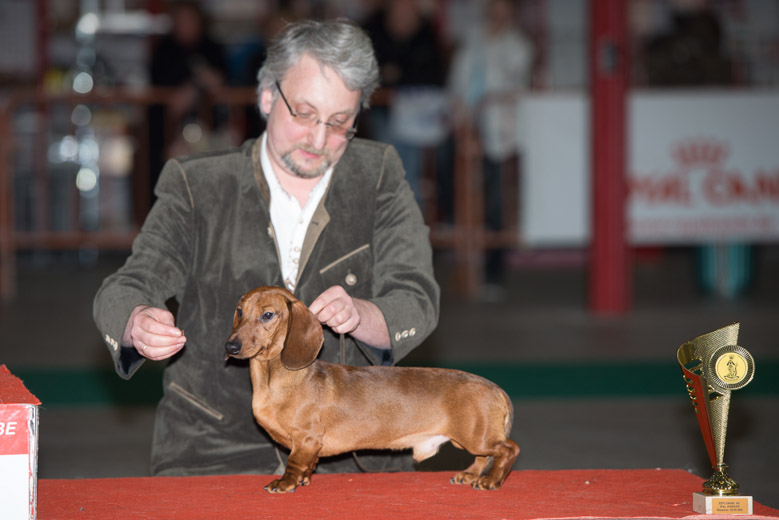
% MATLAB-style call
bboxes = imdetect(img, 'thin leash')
[342,332,371,473]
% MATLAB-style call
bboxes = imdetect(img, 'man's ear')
[259,88,275,118]
[280,299,324,370]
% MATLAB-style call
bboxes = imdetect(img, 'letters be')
[0,421,17,435]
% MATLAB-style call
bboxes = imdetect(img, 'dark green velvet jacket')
[93,137,440,476]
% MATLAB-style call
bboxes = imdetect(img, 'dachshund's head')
[224,286,323,370]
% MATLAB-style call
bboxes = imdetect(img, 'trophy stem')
[703,463,740,496]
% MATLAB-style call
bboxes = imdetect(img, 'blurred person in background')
[447,0,534,300]
[644,5,733,86]
[362,0,448,206]
[643,4,753,299]
[148,0,229,204]
[95,18,439,477]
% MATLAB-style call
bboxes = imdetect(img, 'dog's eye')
[261,311,274,322]
[236,308,243,320]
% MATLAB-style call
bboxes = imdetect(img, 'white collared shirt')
[260,133,333,291]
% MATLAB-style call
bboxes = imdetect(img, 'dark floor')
[1,245,778,508]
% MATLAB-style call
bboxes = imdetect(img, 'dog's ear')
[280,298,324,370]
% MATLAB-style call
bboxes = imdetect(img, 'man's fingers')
[320,304,360,334]
[314,300,343,323]
[308,294,331,316]
[331,313,360,334]
[139,334,187,350]
[131,307,185,359]
[140,341,186,361]
[309,285,348,314]
[309,286,361,334]
[143,319,184,339]
[139,309,182,338]
[317,301,351,326]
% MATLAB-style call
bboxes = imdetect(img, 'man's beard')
[281,144,332,179]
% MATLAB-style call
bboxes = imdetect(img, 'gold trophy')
[677,323,755,514]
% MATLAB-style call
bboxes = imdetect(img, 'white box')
[0,365,40,520]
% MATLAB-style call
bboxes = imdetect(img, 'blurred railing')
[0,86,258,301]
[0,87,520,301]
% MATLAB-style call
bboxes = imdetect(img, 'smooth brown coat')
[224,286,519,493]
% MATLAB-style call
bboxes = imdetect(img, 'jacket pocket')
[319,244,372,292]
[169,382,225,421]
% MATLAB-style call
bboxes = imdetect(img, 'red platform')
[38,469,778,519]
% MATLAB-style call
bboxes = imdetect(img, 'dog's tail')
[500,387,514,438]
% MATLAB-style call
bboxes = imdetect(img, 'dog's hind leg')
[450,455,492,486]
[472,439,519,490]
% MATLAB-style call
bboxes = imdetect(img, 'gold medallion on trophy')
[676,323,755,514]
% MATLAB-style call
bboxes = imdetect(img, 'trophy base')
[693,492,753,515]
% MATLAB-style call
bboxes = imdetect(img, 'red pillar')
[589,0,631,313]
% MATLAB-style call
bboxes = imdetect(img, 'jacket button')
[395,332,402,342]
[345,273,357,286]
[105,334,118,351]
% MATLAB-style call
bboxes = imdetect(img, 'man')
[93,19,439,476]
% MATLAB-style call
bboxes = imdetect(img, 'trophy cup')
[677,323,755,515]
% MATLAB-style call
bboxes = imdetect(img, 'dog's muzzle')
[224,340,242,357]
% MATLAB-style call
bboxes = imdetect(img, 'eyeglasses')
[275,81,359,140]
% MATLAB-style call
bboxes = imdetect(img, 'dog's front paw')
[264,477,298,494]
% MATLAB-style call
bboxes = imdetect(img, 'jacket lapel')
[298,198,330,287]
[251,139,283,268]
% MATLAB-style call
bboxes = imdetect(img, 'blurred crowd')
[133,0,749,292]
[3,0,773,298]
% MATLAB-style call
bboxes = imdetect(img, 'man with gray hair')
[94,19,439,476]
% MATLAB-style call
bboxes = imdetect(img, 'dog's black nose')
[224,340,242,356]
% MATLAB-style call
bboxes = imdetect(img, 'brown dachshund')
[224,286,519,493]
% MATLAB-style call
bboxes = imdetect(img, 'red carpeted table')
[38,469,778,520]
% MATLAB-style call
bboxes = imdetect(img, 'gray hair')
[257,19,380,116]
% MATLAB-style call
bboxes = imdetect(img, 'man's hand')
[123,305,187,360]
[309,286,361,334]
[309,286,390,349]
